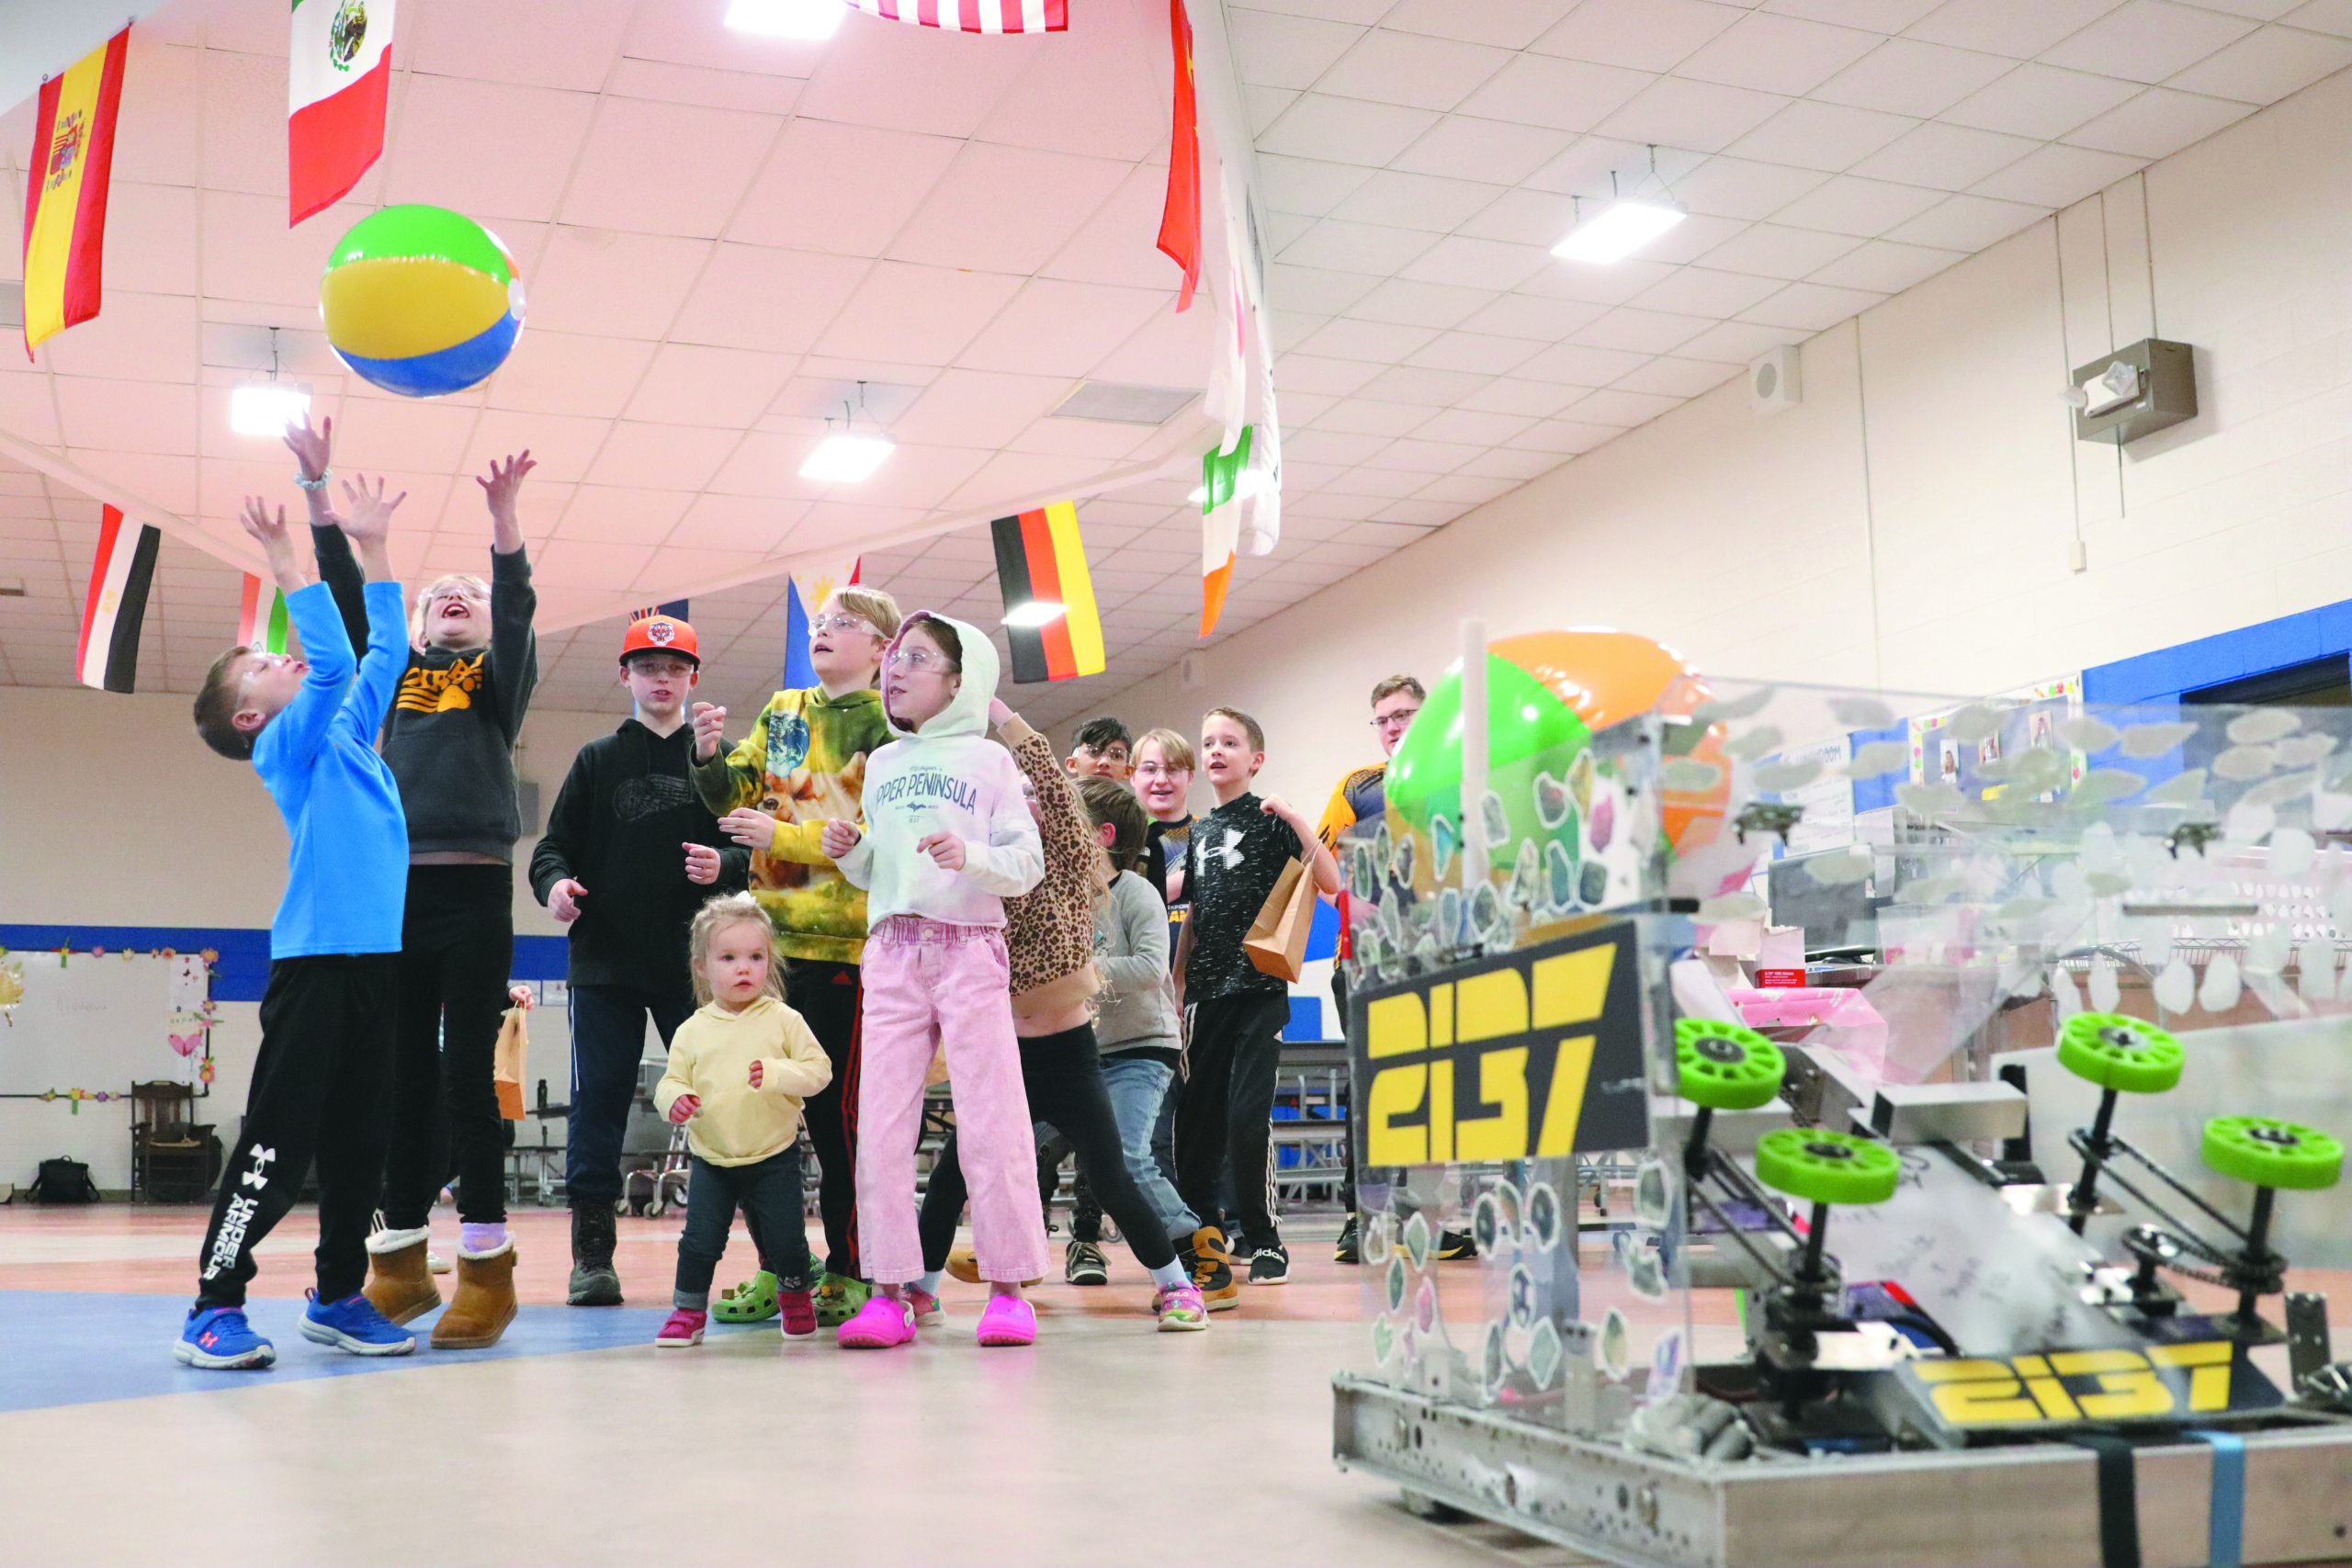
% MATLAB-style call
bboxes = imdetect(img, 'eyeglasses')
[810,613,878,637]
[1133,761,1183,779]
[1077,746,1130,765]
[886,646,953,672]
[1373,707,1422,729]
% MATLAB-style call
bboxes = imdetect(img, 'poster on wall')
[1908,675,2086,802]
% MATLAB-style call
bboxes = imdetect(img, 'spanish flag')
[77,505,160,694]
[991,502,1103,685]
[20,27,129,358]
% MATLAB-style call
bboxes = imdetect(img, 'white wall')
[1091,68,2352,822]
[0,684,623,1190]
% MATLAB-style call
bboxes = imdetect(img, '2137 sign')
[1349,921,1648,1168]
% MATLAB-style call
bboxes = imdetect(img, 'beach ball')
[320,205,525,398]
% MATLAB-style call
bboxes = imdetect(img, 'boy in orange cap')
[529,612,750,1303]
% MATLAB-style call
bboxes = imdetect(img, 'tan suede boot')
[363,1230,442,1325]
[432,1240,518,1349]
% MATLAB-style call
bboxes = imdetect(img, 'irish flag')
[288,0,395,226]
[77,505,161,694]
[237,573,290,655]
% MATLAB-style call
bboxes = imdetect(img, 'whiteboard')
[0,952,208,1097]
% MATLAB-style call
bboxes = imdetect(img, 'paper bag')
[1244,858,1315,983]
[493,1007,529,1121]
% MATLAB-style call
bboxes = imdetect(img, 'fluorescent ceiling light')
[725,0,845,38]
[1187,468,1272,504]
[230,379,313,437]
[1003,601,1069,629]
[1551,198,1686,265]
[798,432,895,483]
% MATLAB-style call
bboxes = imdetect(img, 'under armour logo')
[1216,829,1246,872]
[242,1146,277,1189]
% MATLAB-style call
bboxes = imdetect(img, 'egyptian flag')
[1155,0,1201,311]
[991,502,1102,685]
[237,573,290,655]
[76,505,160,694]
[782,558,863,690]
[21,27,129,357]
[288,0,395,225]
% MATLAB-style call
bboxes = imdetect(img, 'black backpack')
[28,1156,100,1203]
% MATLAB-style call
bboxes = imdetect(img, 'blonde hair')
[1136,728,1195,772]
[687,893,784,1006]
[829,585,902,644]
[411,573,490,649]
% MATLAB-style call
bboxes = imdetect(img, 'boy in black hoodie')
[530,614,747,1304]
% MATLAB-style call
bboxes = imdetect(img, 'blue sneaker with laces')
[300,1290,417,1357]
[175,1305,277,1370]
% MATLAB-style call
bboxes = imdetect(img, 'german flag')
[21,26,129,356]
[991,501,1103,685]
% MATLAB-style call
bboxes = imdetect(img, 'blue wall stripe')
[0,925,570,1002]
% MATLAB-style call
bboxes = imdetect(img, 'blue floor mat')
[0,1291,678,1414]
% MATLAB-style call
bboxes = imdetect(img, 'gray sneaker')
[1065,1238,1109,1287]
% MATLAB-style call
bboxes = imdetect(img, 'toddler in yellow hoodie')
[652,893,833,1347]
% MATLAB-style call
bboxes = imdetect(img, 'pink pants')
[855,917,1048,1285]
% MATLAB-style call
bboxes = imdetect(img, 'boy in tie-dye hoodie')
[690,584,902,1329]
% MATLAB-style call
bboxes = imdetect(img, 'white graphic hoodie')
[835,612,1044,928]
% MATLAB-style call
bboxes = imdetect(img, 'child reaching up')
[652,894,833,1348]
[821,613,1046,1349]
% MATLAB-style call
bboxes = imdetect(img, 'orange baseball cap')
[620,614,698,667]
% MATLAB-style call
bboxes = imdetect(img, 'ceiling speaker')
[1749,344,1801,416]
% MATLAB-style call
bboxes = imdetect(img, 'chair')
[131,1079,218,1203]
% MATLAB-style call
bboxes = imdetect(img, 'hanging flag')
[20,26,129,357]
[1199,427,1251,638]
[1156,0,1201,311]
[288,0,395,226]
[845,0,1067,32]
[76,505,160,694]
[992,502,1102,684]
[782,558,864,690]
[237,574,291,655]
[631,599,690,623]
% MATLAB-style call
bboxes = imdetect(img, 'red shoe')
[777,1288,818,1339]
[655,1308,707,1348]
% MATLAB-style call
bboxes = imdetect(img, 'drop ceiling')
[1,0,2346,729]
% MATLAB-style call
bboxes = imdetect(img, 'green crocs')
[713,1270,779,1325]
[2057,1013,2184,1096]
[1675,1018,1786,1111]
[1754,1129,1901,1207]
[811,1272,873,1329]
[2201,1117,2345,1191]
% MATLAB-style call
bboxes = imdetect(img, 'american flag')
[845,0,1067,33]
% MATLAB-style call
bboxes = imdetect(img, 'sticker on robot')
[1371,1314,1397,1368]
[1483,1320,1509,1396]
[1472,1191,1502,1258]
[1614,1230,1669,1302]
[1525,1183,1562,1252]
[1402,1210,1433,1270]
[1362,1212,1394,1266]
[1528,1317,1565,1390]
[1634,1157,1677,1232]
[1493,1179,1522,1245]
[1598,1308,1633,1382]
[1385,1256,1408,1315]
[1415,1276,1441,1337]
[1644,1329,1685,1407]
[1507,1263,1538,1332]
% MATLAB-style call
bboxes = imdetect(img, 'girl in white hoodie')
[820,613,1048,1348]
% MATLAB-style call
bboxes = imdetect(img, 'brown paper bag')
[493,1007,528,1121]
[1244,858,1315,983]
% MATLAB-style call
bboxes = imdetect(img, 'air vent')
[1049,381,1195,426]
[0,582,25,598]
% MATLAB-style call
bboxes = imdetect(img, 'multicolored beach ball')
[319,205,525,398]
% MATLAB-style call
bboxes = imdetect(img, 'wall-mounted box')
[2072,337,2196,445]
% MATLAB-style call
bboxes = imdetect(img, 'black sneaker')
[1433,1227,1477,1262]
[1248,1243,1290,1286]
[1181,1226,1238,1311]
[567,1204,622,1306]
[1065,1238,1108,1286]
[1334,1215,1361,1265]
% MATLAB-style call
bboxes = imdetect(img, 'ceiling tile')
[1316,28,1517,110]
[1455,291,1612,340]
[884,369,1069,456]
[605,60,805,115]
[1398,236,1555,289]
[2165,25,2352,102]
[1766,0,1943,25]
[1270,264,1383,317]
[1329,171,1512,231]
[482,333,662,421]
[1850,121,2041,186]
[1575,307,1714,353]
[1257,154,1380,217]
[458,412,611,488]
[329,398,479,474]
[558,97,781,239]
[2063,86,2256,156]
[1883,191,2052,248]
[1904,0,2132,60]
[973,0,1170,160]
[557,487,695,543]
[1312,400,1430,437]
[1726,99,1921,170]
[1531,0,1746,72]
[791,16,1036,137]
[526,229,712,342]
[1738,280,1891,330]
[1457,55,1656,131]
[1628,265,1789,316]
[1412,407,1542,445]
[1356,365,1495,405]
[1592,75,1793,152]
[960,280,1165,378]
[41,292,199,384]
[1610,356,1744,397]
[1810,39,2017,115]
[1228,9,1367,88]
[1640,213,1759,265]
[888,144,1131,275]
[1698,222,1865,278]
[1673,13,1882,95]
[2288,0,2352,39]
[1510,341,1652,386]
[1380,0,1583,48]
[1273,354,1384,396]
[622,344,797,430]
[1294,319,1444,363]
[1344,279,1500,329]
[1768,175,1949,236]
[1970,142,2144,207]
[1674,319,1810,361]
[1246,86,1304,135]
[670,245,872,356]
[812,263,1025,367]
[1389,115,1582,183]
[729,119,963,255]
[2036,2,2258,85]
[1804,238,1969,291]
[1454,186,1582,244]
[1259,94,1444,166]
[584,423,742,491]
[1517,255,1679,305]
[382,76,597,225]
[1280,218,1444,276]
[1940,63,2146,138]
[1665,156,1834,219]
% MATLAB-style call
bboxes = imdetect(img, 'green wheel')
[1676,1018,1786,1111]
[2201,1117,2344,1191]
[1754,1129,1901,1207]
[2056,1013,2185,1095]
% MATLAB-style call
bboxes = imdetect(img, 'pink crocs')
[835,1294,918,1349]
[976,1293,1037,1348]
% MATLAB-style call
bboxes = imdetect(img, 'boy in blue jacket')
[176,480,415,1370]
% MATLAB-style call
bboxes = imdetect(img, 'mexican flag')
[288,0,395,226]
